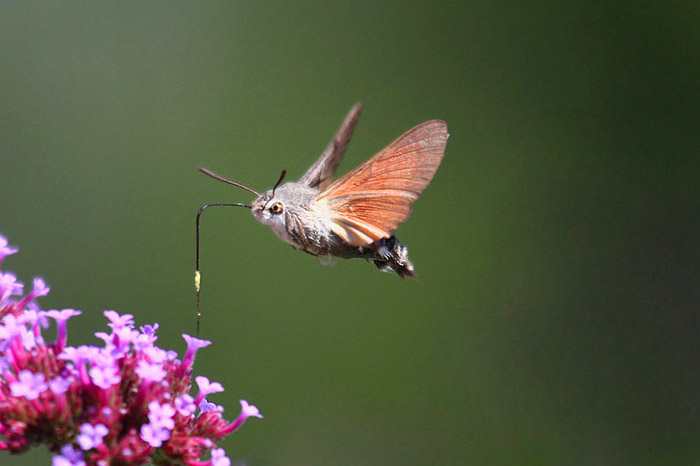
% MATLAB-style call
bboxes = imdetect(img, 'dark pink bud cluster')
[0,236,261,465]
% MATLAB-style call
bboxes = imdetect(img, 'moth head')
[251,169,288,227]
[251,193,287,226]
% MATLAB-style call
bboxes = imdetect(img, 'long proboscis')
[195,202,251,336]
[198,167,261,197]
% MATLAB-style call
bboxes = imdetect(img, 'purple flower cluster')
[0,236,262,465]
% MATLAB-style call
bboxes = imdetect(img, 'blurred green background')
[1,2,699,465]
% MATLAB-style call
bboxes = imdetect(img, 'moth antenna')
[195,202,251,336]
[199,168,261,197]
[271,169,287,198]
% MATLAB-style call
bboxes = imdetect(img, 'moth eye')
[268,202,284,215]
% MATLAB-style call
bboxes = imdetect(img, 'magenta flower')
[0,236,18,265]
[0,235,262,464]
[9,370,48,400]
[147,401,176,430]
[195,376,225,405]
[136,360,167,382]
[77,424,108,451]
[175,394,197,416]
[0,272,22,302]
[104,310,134,330]
[88,364,121,388]
[180,334,212,376]
[140,422,171,448]
[44,309,80,353]
[199,399,224,413]
[211,447,231,466]
[15,278,50,311]
[224,400,264,434]
[49,376,71,395]
[52,444,86,466]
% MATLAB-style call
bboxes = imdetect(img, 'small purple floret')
[136,360,166,382]
[175,394,196,416]
[196,375,224,396]
[58,345,99,363]
[198,399,223,414]
[0,236,18,265]
[180,334,211,374]
[223,400,263,435]
[31,278,50,298]
[77,423,108,451]
[89,365,121,388]
[49,376,71,395]
[44,309,81,322]
[44,309,81,351]
[10,370,48,400]
[141,323,158,334]
[103,310,134,330]
[182,334,211,355]
[0,272,23,302]
[239,399,263,420]
[140,423,170,448]
[147,400,176,430]
[0,314,22,340]
[140,401,176,447]
[52,444,86,466]
[143,346,167,363]
[211,448,231,466]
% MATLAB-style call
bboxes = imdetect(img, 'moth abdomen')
[370,236,416,279]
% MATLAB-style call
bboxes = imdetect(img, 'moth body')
[251,182,417,277]
[201,102,447,278]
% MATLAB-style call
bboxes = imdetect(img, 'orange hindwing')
[315,120,448,247]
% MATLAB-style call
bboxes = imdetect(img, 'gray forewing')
[297,102,363,190]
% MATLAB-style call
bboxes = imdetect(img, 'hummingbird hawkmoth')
[199,102,448,279]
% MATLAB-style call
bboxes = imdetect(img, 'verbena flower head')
[0,236,261,465]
